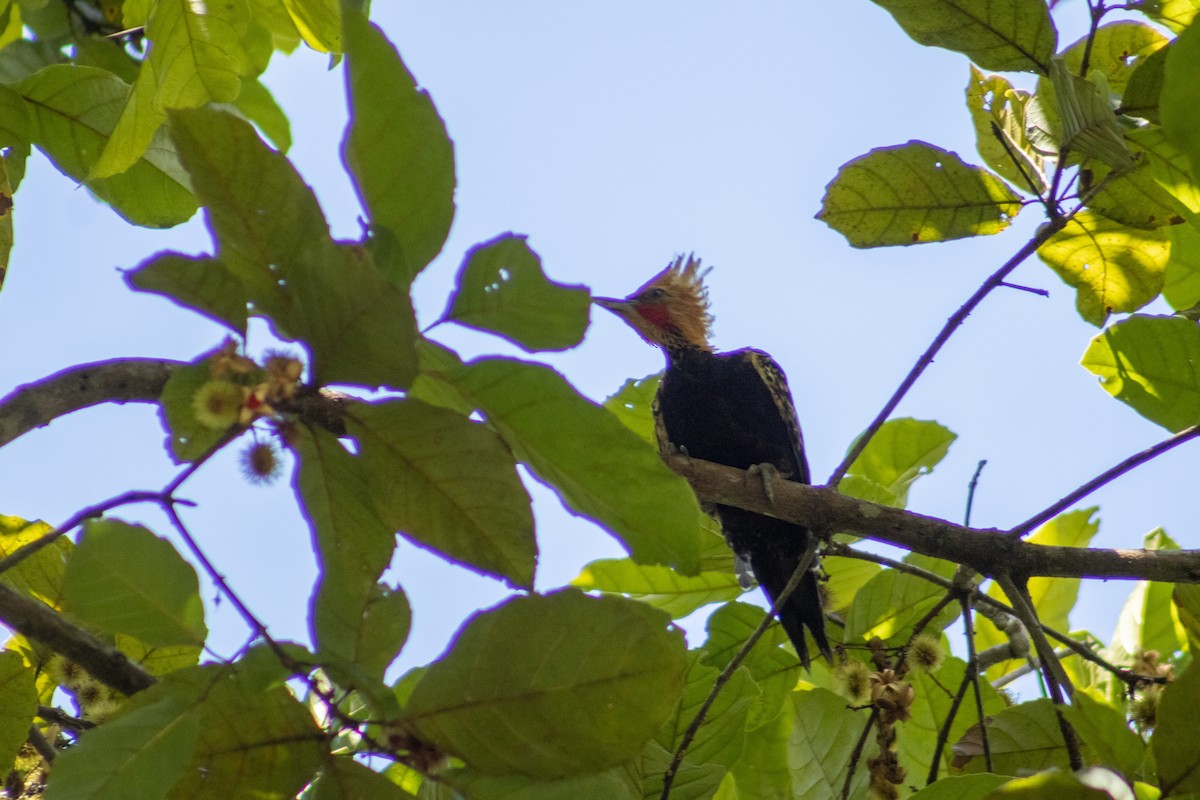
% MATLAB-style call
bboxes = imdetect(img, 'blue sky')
[0,3,1182,684]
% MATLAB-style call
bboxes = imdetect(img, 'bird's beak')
[593,296,633,316]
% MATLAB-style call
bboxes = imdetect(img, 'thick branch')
[670,455,1200,583]
[0,583,154,695]
[0,358,181,448]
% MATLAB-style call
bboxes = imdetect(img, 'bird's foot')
[732,551,756,590]
[746,462,781,508]
[665,441,691,464]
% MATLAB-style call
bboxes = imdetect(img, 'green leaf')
[1110,531,1184,663]
[603,373,660,444]
[1164,222,1200,311]
[823,555,882,615]
[231,77,291,153]
[115,634,202,678]
[282,0,339,53]
[1080,314,1200,431]
[818,141,1021,248]
[640,741,724,800]
[44,677,204,800]
[904,656,1007,782]
[731,696,794,798]
[656,653,756,769]
[157,358,230,464]
[955,699,1070,775]
[1161,14,1200,179]
[126,252,248,334]
[988,767,1129,800]
[314,580,410,683]
[342,9,455,283]
[845,565,958,644]
[14,65,198,227]
[444,234,590,352]
[909,775,1012,800]
[0,514,70,608]
[1081,158,1184,230]
[0,83,31,191]
[839,418,956,508]
[349,399,535,588]
[1037,211,1168,326]
[434,357,703,575]
[1126,126,1200,226]
[168,663,324,800]
[572,558,743,618]
[868,0,1055,73]
[313,757,415,800]
[403,590,686,778]
[63,519,207,647]
[446,764,639,800]
[1122,46,1167,123]
[169,107,419,387]
[787,688,873,799]
[1048,59,1134,170]
[701,602,803,728]
[966,66,1045,194]
[1139,0,1200,33]
[1059,692,1147,781]
[0,650,36,774]
[1063,22,1168,97]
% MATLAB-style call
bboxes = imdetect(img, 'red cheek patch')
[635,304,671,328]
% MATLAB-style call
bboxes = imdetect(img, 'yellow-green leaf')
[127,252,248,334]
[0,514,68,609]
[840,418,956,508]
[572,558,743,618]
[1152,660,1200,795]
[1164,221,1200,311]
[403,590,686,778]
[282,0,339,52]
[444,234,589,352]
[869,0,1055,73]
[1161,10,1200,179]
[1037,210,1168,326]
[1139,0,1200,33]
[1063,22,1168,96]
[15,65,197,227]
[818,141,1021,248]
[966,66,1045,194]
[0,651,36,774]
[350,399,535,588]
[1080,313,1200,431]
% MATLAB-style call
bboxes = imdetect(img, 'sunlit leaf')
[1138,0,1200,32]
[1126,126,1200,225]
[1037,211,1168,326]
[1081,159,1184,230]
[845,565,957,644]
[908,775,1012,800]
[15,65,198,227]
[63,519,206,648]
[988,767,1128,800]
[0,651,36,775]
[603,372,660,444]
[0,83,30,191]
[869,0,1055,73]
[403,590,686,778]
[127,252,248,334]
[823,556,882,615]
[1109,530,1184,666]
[1062,22,1168,96]
[1081,314,1200,431]
[282,0,339,52]
[966,67,1045,194]
[839,418,956,508]
[343,9,455,283]
[435,357,702,575]
[1048,59,1133,170]
[818,141,1021,248]
[444,234,590,351]
[572,558,742,618]
[1122,46,1167,123]
[0,514,69,608]
[1163,218,1200,311]
[350,399,535,588]
[1161,11,1200,177]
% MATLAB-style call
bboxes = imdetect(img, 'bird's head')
[594,254,713,352]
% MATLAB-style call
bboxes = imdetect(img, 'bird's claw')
[746,462,780,508]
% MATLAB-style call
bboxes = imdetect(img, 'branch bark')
[669,454,1200,584]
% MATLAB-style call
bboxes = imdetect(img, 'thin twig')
[27,725,56,763]
[825,216,1070,487]
[927,659,974,784]
[961,598,992,773]
[660,538,819,800]
[36,705,95,732]
[1009,425,1200,537]
[842,709,878,800]
[906,592,959,649]
[964,460,987,527]
[989,120,1048,203]
[997,281,1049,297]
[995,575,1083,771]
[991,647,1075,688]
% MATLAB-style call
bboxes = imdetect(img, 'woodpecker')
[596,255,831,668]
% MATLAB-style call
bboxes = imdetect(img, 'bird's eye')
[642,288,667,301]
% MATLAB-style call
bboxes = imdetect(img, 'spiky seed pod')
[241,441,282,485]
[1130,690,1161,731]
[49,657,84,688]
[834,659,873,706]
[906,634,945,674]
[192,380,244,430]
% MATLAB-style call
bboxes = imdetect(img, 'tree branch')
[0,583,154,695]
[0,358,182,448]
[671,454,1200,583]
